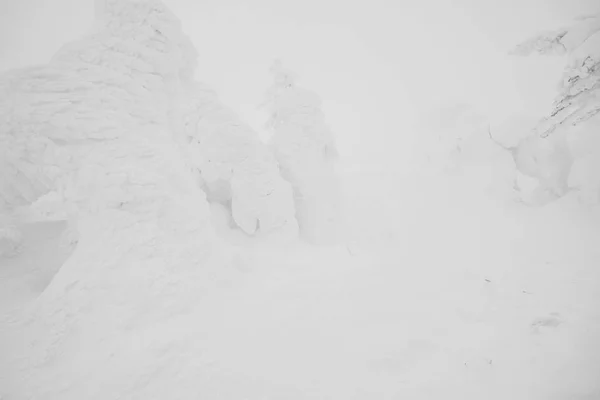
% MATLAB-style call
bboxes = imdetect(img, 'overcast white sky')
[1,0,598,164]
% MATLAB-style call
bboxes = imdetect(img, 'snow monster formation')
[0,0,298,258]
[505,13,600,205]
[0,2,295,397]
[169,81,298,239]
[263,60,342,244]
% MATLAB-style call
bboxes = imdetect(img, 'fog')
[2,1,600,399]
[2,0,597,165]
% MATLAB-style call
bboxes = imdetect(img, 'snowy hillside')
[1,1,600,399]
[2,166,600,400]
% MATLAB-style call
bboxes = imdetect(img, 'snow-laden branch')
[533,29,600,137]
[509,28,569,56]
[511,14,600,138]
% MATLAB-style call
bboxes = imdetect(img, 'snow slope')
[2,168,600,399]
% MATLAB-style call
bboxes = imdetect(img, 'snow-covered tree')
[415,103,490,172]
[511,14,600,138]
[1,0,302,395]
[0,0,300,256]
[262,60,342,244]
[169,81,299,240]
[487,122,573,205]
[0,1,212,259]
[507,13,600,205]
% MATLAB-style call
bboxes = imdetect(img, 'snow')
[264,60,342,245]
[511,13,600,139]
[1,1,600,399]
[507,13,600,205]
[172,81,298,238]
[2,168,600,399]
[537,27,600,136]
